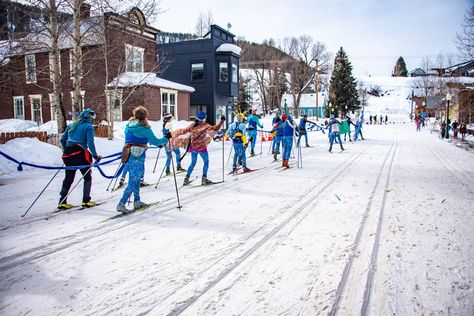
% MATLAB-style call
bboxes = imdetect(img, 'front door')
[108,90,123,122]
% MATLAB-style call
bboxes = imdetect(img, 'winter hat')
[281,114,287,121]
[197,111,206,120]
[163,113,173,121]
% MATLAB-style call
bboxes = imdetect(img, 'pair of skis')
[53,202,103,213]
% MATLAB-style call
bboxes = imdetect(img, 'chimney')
[80,3,91,20]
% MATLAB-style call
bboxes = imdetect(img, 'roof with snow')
[280,92,328,109]
[216,43,241,56]
[107,72,195,92]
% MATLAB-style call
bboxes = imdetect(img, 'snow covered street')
[0,124,473,315]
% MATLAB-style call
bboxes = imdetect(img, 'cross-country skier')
[246,110,263,156]
[58,108,101,210]
[297,114,316,147]
[173,111,225,185]
[272,112,283,160]
[227,113,250,173]
[116,106,170,213]
[327,115,344,152]
[353,114,366,141]
[163,113,185,175]
[344,115,357,142]
[279,114,295,167]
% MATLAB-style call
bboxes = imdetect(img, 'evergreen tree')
[237,74,252,113]
[327,47,360,117]
[393,56,408,77]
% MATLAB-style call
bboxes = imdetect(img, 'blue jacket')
[61,110,97,156]
[273,117,283,136]
[125,120,168,148]
[279,118,295,137]
[247,115,263,132]
[226,121,247,143]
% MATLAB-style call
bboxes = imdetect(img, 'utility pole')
[411,89,414,122]
[315,60,319,121]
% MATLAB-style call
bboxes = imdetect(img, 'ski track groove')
[329,135,398,316]
[140,141,375,315]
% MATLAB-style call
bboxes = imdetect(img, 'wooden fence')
[0,131,49,144]
[94,125,109,138]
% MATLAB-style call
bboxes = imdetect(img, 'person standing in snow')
[451,120,459,139]
[416,116,422,132]
[353,114,365,141]
[246,110,263,156]
[116,106,170,213]
[327,116,344,152]
[58,108,101,210]
[279,114,295,167]
[343,115,357,142]
[460,123,467,141]
[297,114,316,147]
[272,113,283,160]
[369,115,373,125]
[163,113,185,175]
[380,115,383,125]
[385,115,388,124]
[173,111,225,185]
[227,113,250,173]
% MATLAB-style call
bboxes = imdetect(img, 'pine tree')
[237,74,252,113]
[393,56,408,77]
[327,47,360,117]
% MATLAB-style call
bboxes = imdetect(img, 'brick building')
[0,5,192,124]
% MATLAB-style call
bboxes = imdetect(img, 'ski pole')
[169,145,182,210]
[152,147,162,173]
[46,166,92,220]
[110,163,124,192]
[154,160,168,188]
[22,165,63,217]
[268,139,273,155]
[260,132,263,155]
[226,145,233,165]
[222,129,225,182]
[106,162,123,191]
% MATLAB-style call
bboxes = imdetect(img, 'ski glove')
[93,155,102,163]
[221,115,226,121]
[165,131,172,139]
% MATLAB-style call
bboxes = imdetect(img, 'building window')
[191,62,204,81]
[29,95,43,123]
[25,54,36,83]
[161,89,178,118]
[48,94,57,121]
[219,62,228,82]
[125,44,144,72]
[107,90,123,122]
[70,91,86,112]
[13,96,25,120]
[49,52,61,81]
[232,64,238,83]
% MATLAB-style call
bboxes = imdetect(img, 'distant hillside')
[236,40,295,66]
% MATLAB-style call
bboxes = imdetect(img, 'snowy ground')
[0,123,473,315]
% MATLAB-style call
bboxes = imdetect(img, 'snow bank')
[0,138,62,176]
[0,119,38,133]
[26,120,59,135]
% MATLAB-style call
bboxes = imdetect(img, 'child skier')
[328,116,344,152]
[173,111,225,185]
[246,110,263,156]
[353,114,365,141]
[297,114,316,147]
[116,106,170,213]
[344,115,356,142]
[58,108,101,210]
[227,113,250,173]
[163,113,185,175]
[272,113,283,160]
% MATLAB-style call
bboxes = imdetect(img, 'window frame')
[219,62,228,82]
[29,94,43,123]
[70,90,86,112]
[25,54,37,84]
[106,89,123,122]
[191,62,205,82]
[232,63,238,83]
[161,89,178,119]
[13,96,25,120]
[125,44,145,73]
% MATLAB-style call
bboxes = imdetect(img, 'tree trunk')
[72,0,83,115]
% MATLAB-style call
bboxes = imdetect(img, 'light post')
[284,98,287,114]
[345,105,348,117]
[422,101,426,126]
[329,102,332,117]
[445,93,452,139]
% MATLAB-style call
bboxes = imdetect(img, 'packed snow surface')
[0,122,473,315]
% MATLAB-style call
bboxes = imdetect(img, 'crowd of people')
[369,114,388,125]
[56,107,367,214]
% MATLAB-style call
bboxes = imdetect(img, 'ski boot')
[250,150,256,156]
[134,201,148,210]
[140,179,149,187]
[116,203,129,213]
[305,143,310,147]
[243,167,251,173]
[201,176,213,185]
[183,176,190,186]
[82,201,97,208]
[176,164,186,172]
[273,154,278,161]
[340,146,345,152]
[118,177,125,187]
[166,167,171,176]
[284,160,290,168]
[57,203,73,210]
[232,166,238,174]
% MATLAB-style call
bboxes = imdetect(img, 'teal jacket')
[125,120,168,148]
[61,109,97,156]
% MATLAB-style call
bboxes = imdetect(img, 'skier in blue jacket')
[297,115,316,147]
[117,106,170,213]
[58,108,101,210]
[280,114,295,168]
[272,112,283,160]
[227,113,250,173]
[163,113,185,175]
[328,116,345,152]
[246,110,263,156]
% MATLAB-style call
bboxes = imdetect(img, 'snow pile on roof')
[0,119,38,133]
[107,72,195,92]
[0,137,62,175]
[216,43,241,56]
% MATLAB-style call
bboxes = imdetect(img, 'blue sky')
[155,0,472,76]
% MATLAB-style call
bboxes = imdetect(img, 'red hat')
[281,114,287,121]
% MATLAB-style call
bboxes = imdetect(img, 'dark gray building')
[158,25,240,125]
